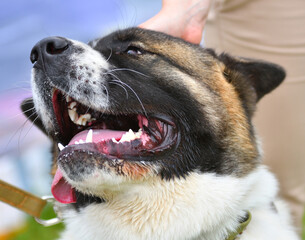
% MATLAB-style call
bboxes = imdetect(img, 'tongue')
[69,129,127,145]
[52,129,127,204]
[51,168,76,204]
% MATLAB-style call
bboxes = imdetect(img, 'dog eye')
[125,46,143,56]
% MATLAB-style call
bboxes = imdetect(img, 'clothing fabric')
[205,0,305,232]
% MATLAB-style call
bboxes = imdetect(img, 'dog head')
[22,28,285,205]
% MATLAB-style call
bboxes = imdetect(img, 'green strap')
[226,211,252,240]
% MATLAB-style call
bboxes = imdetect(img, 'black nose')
[30,37,69,64]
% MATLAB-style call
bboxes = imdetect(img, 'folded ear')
[219,53,285,101]
[218,52,285,116]
[21,98,47,135]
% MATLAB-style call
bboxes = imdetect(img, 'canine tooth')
[79,139,84,144]
[84,113,92,119]
[135,128,143,138]
[81,119,87,126]
[68,109,78,122]
[66,96,72,102]
[129,129,134,134]
[112,137,119,143]
[69,101,77,110]
[119,133,128,143]
[120,129,137,143]
[76,117,84,125]
[86,129,93,143]
[75,141,79,144]
[76,113,92,126]
[58,143,65,151]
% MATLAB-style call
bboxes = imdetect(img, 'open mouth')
[51,89,179,204]
[52,89,178,160]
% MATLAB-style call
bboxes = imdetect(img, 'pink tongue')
[69,129,126,145]
[51,168,76,204]
[52,129,126,204]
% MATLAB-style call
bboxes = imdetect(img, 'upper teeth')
[67,100,95,126]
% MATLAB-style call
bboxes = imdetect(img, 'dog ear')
[219,53,285,102]
[218,53,285,117]
[21,98,47,135]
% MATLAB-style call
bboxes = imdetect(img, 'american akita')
[22,28,299,240]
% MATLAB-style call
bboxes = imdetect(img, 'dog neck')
[59,167,277,240]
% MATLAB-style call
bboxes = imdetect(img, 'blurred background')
[0,0,161,239]
[0,1,304,240]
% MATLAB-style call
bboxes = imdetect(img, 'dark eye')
[125,46,143,56]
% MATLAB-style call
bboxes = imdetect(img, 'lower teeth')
[57,128,143,151]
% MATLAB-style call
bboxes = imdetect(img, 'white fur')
[31,68,54,131]
[68,40,110,110]
[31,39,111,133]
[60,161,160,198]
[57,166,299,240]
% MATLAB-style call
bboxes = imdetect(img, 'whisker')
[109,80,129,99]
[106,47,113,62]
[6,107,36,121]
[19,115,40,147]
[102,85,109,104]
[107,68,149,78]
[5,110,37,152]
[107,72,129,98]
[112,79,147,117]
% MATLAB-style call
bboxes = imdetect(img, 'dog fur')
[22,28,299,240]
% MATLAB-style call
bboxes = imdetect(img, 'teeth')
[119,129,135,143]
[76,113,92,126]
[112,137,119,143]
[72,130,94,146]
[86,129,93,143]
[67,100,95,127]
[66,96,72,102]
[135,128,142,138]
[68,109,78,122]
[119,129,143,143]
[58,143,65,151]
[69,101,77,110]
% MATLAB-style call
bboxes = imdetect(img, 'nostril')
[30,48,39,64]
[46,39,69,55]
[30,37,69,65]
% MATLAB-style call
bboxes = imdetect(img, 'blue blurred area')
[0,0,161,235]
[0,0,161,92]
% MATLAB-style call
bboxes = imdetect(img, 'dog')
[21,28,299,240]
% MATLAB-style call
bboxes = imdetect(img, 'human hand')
[139,0,212,44]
